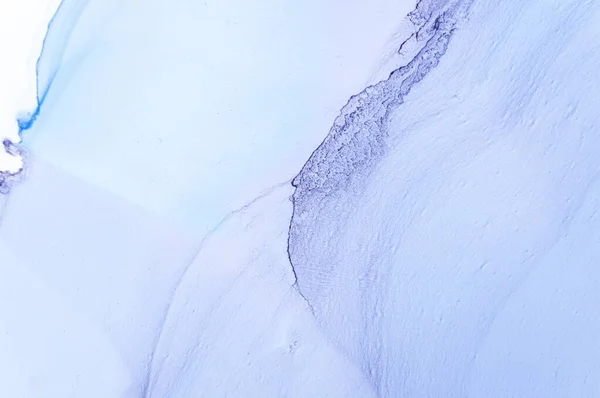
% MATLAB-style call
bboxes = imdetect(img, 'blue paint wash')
[1,0,91,193]
[2,0,84,192]
[17,0,91,136]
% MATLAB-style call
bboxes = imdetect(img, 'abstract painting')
[1,0,599,396]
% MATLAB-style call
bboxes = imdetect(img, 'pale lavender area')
[1,0,600,397]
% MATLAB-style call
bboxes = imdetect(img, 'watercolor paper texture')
[1,0,600,396]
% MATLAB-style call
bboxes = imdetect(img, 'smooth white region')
[0,238,131,397]
[0,0,60,172]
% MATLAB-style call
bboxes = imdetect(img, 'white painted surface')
[0,0,60,172]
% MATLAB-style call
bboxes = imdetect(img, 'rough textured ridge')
[291,0,473,213]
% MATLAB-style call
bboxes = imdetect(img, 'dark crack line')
[285,216,317,317]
